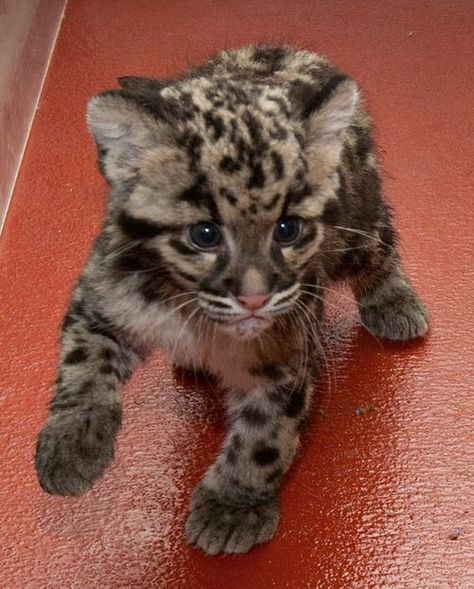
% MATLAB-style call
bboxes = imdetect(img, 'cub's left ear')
[293,75,360,173]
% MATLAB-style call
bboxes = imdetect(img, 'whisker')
[157,290,197,307]
[299,288,384,348]
[103,239,141,263]
[169,307,200,367]
[191,314,205,389]
[299,283,357,305]
[294,299,337,410]
[322,245,373,253]
[292,310,310,397]
[288,312,307,395]
[332,225,395,251]
[158,297,198,326]
[193,316,221,403]
[285,303,312,394]
[112,266,165,275]
[299,289,349,316]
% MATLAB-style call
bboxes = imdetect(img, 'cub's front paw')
[185,484,279,555]
[35,404,121,496]
[360,292,429,341]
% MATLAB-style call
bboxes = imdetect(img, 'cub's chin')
[219,316,273,340]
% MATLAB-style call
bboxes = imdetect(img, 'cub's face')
[88,76,358,339]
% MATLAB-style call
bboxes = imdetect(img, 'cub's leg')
[186,358,316,555]
[35,293,144,496]
[352,244,429,341]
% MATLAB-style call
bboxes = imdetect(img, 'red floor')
[1,1,473,587]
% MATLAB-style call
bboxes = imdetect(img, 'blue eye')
[273,217,302,245]
[189,222,222,249]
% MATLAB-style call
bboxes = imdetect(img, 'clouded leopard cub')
[35,45,429,554]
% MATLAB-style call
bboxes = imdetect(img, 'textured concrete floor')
[0,1,473,587]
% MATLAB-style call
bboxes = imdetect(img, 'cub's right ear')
[118,76,168,94]
[87,90,160,185]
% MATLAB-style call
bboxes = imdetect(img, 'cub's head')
[88,73,358,339]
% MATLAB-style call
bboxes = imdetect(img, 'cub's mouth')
[194,282,301,339]
[220,315,273,340]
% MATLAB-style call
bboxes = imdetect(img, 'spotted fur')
[35,45,429,554]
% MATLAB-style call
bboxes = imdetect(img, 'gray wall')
[0,0,66,232]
